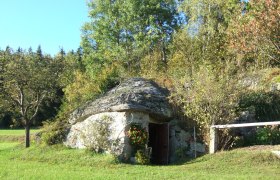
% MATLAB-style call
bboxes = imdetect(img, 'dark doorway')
[148,123,169,165]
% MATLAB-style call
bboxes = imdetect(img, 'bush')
[255,126,280,145]
[41,117,70,145]
[135,149,150,165]
[169,62,242,148]
[239,91,280,122]
[234,125,280,147]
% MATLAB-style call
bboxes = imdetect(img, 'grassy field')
[0,129,40,136]
[0,129,40,142]
[0,130,279,179]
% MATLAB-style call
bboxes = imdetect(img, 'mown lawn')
[0,129,40,136]
[0,130,279,179]
[0,129,40,142]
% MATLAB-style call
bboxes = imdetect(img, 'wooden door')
[148,123,169,164]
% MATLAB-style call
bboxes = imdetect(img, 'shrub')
[169,62,242,148]
[255,126,280,145]
[135,149,150,165]
[239,91,280,122]
[234,125,280,147]
[41,113,70,145]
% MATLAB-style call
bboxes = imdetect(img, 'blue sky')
[0,0,89,56]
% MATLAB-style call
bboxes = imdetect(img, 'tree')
[81,0,180,76]
[228,0,280,67]
[0,48,62,147]
[167,0,243,148]
[170,62,242,146]
[178,0,241,64]
[168,0,242,80]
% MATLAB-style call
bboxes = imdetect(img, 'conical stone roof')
[69,78,172,124]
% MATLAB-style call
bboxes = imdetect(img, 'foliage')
[63,62,120,111]
[126,124,148,147]
[140,48,167,79]
[135,149,150,165]
[239,91,280,122]
[59,48,83,84]
[178,0,242,65]
[228,0,280,67]
[82,0,180,77]
[0,112,12,128]
[41,117,70,146]
[0,47,64,147]
[169,62,242,145]
[181,0,241,34]
[238,125,280,147]
[255,125,280,145]
[168,1,243,148]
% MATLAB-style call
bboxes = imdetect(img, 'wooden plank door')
[149,123,169,164]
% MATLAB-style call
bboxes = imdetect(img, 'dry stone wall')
[64,111,149,160]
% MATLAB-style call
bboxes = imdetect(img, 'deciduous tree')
[82,0,179,76]
[228,0,280,67]
[0,49,63,147]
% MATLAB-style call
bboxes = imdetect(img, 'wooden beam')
[211,121,280,129]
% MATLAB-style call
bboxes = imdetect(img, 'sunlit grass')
[0,129,40,142]
[0,142,279,180]
[0,130,279,179]
[0,129,40,136]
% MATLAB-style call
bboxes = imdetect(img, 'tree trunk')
[162,42,167,65]
[25,124,30,148]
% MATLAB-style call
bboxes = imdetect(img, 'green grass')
[0,130,279,179]
[0,129,40,142]
[0,129,40,136]
[0,142,279,179]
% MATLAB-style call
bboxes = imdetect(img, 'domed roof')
[69,78,172,124]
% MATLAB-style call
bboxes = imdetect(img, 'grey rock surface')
[69,78,172,124]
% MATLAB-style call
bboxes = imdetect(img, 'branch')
[30,92,46,121]
[258,46,278,62]
[270,40,280,52]
[24,92,39,115]
[19,87,25,116]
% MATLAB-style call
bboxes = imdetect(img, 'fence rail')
[209,121,280,154]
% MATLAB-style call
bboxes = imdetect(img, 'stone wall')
[169,120,206,162]
[169,124,191,162]
[64,111,149,160]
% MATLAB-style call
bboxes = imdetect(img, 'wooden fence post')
[209,126,217,154]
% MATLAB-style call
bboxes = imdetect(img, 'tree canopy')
[0,47,63,147]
